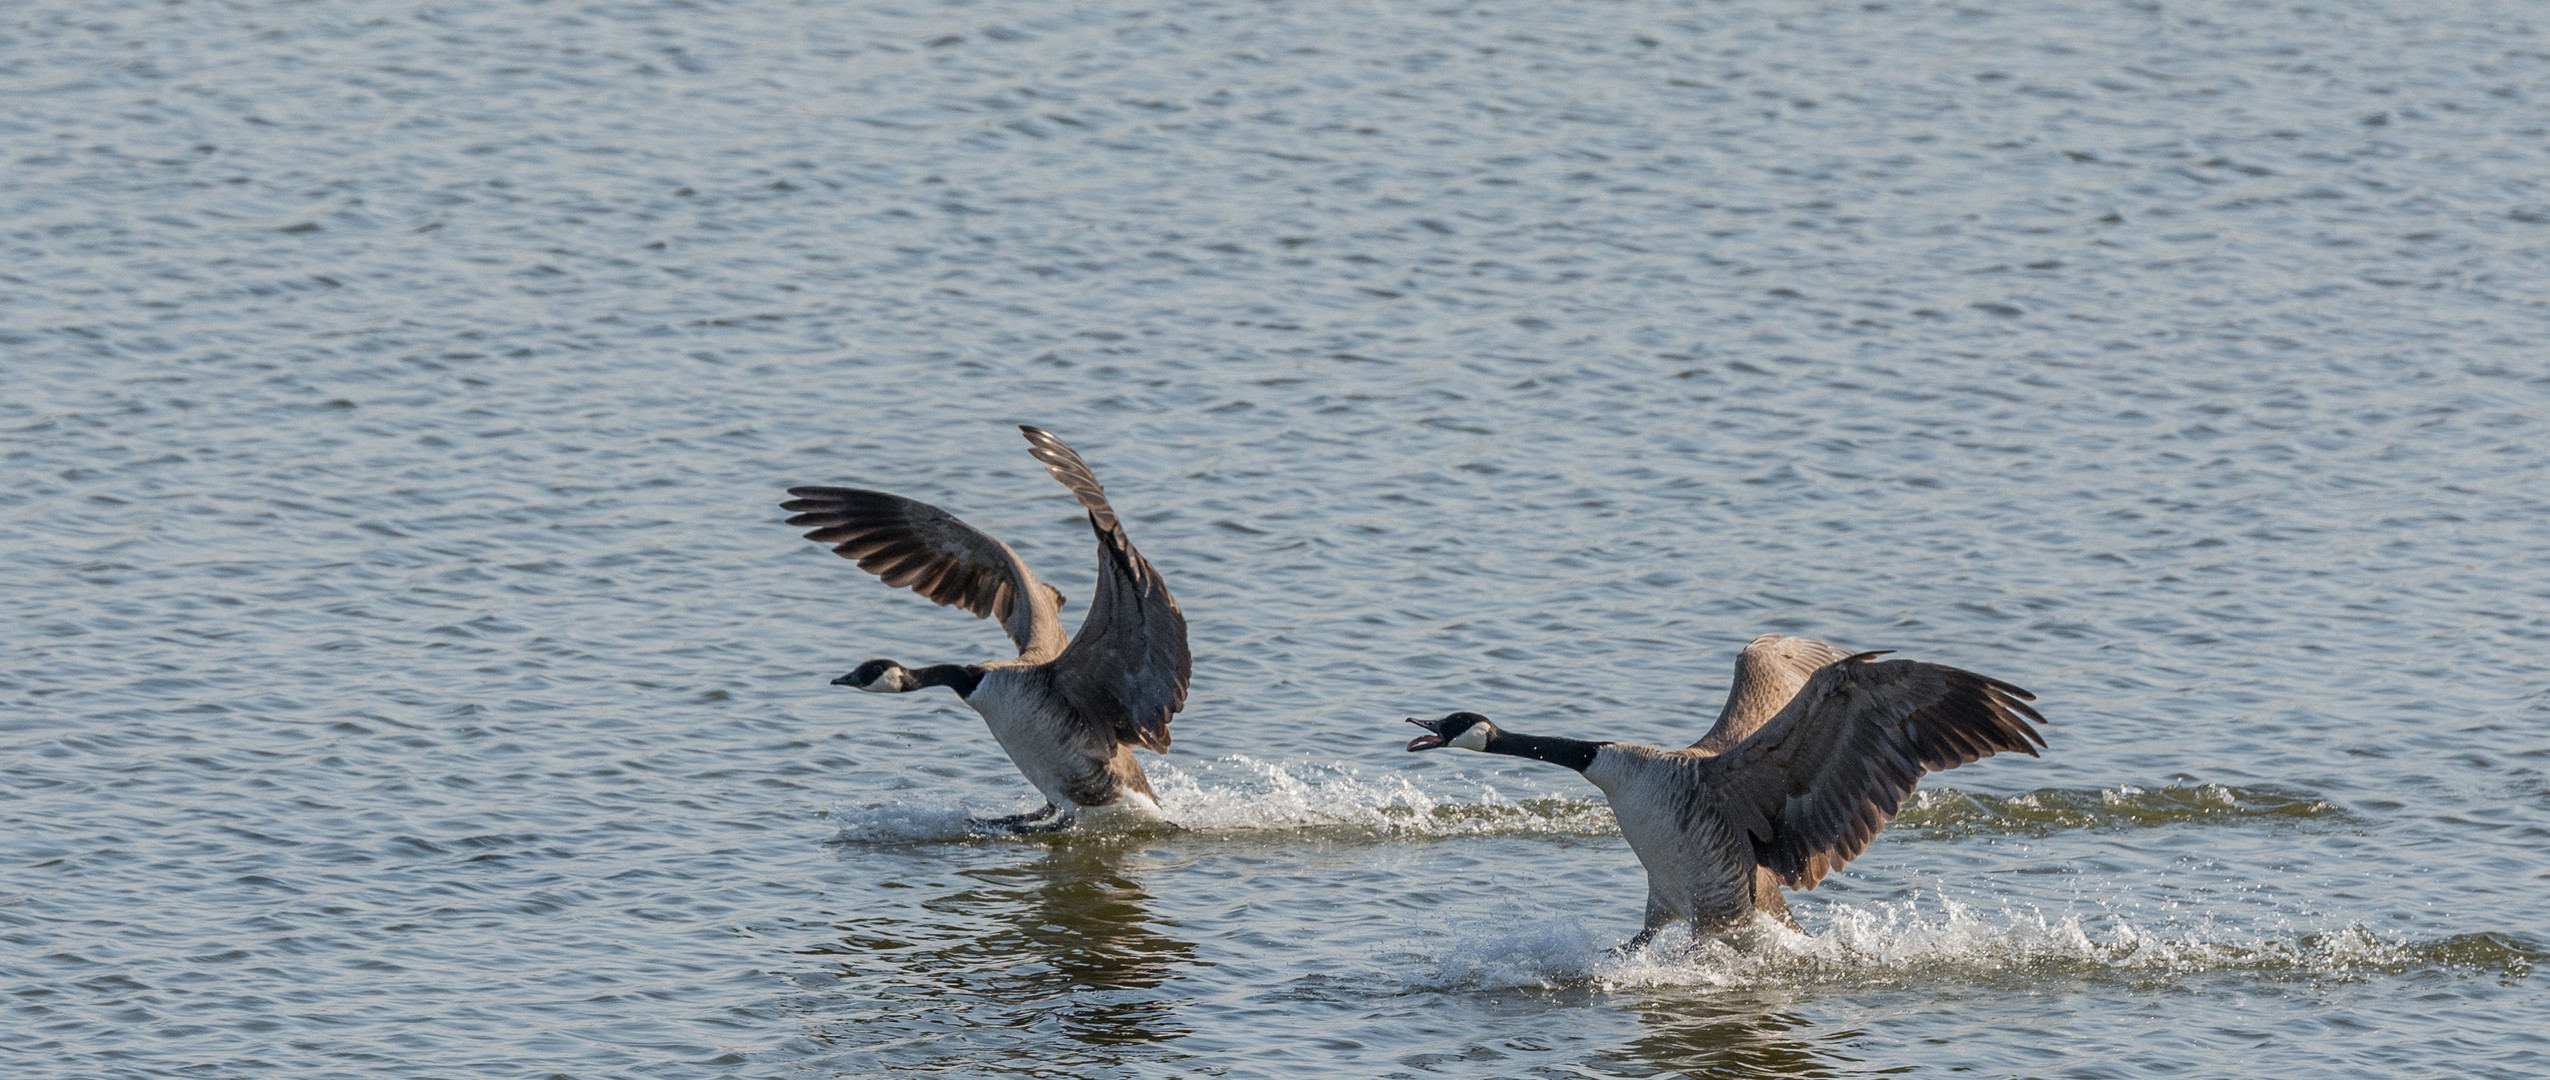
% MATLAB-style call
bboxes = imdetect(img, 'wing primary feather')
[777,484,1064,657]
[1018,427,1192,754]
[1702,657,2048,892]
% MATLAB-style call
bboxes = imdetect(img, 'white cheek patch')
[1449,724,1492,751]
[1581,747,1630,795]
[858,668,910,693]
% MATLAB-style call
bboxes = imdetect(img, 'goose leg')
[1613,890,1677,955]
[1752,865,1802,932]
[998,812,1075,835]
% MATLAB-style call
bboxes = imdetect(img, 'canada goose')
[1403,635,2044,944]
[782,427,1191,832]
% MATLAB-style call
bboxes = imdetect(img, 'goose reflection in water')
[805,836,1202,1068]
[1602,993,1843,1080]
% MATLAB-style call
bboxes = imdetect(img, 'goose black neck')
[912,664,985,697]
[1483,731,1603,773]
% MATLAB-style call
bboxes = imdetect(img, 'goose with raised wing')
[783,427,1190,832]
[1403,634,2044,943]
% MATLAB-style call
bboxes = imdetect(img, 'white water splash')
[1149,755,1613,837]
[823,795,1010,844]
[1418,895,2487,992]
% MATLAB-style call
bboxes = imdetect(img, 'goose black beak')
[830,672,861,687]
[1404,716,1448,752]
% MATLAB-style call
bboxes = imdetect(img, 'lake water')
[5,0,2547,1076]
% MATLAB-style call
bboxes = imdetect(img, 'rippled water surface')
[7,0,2549,1076]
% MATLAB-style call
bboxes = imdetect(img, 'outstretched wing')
[1690,634,1856,752]
[780,486,1068,659]
[1021,426,1191,753]
[1697,654,2045,889]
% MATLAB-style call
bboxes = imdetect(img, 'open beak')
[1404,716,1447,752]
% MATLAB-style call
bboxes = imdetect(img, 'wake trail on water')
[824,754,1614,844]
[1420,897,2542,992]
[1894,782,2357,838]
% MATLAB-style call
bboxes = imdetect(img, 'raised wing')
[1690,634,1856,752]
[1022,426,1191,753]
[780,486,1068,659]
[1698,654,2044,889]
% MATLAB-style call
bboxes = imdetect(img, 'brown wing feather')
[779,486,1065,658]
[1020,427,1192,752]
[1690,634,1856,752]
[1699,654,2045,889]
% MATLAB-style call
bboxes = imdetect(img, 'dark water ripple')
[6,0,2549,1077]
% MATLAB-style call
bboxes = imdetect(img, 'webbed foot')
[1609,926,1663,958]
[970,803,1066,833]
